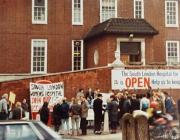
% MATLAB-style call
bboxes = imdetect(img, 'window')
[166,41,179,65]
[32,0,48,24]
[72,40,83,71]
[134,0,144,19]
[100,0,117,22]
[165,1,178,27]
[120,42,141,64]
[72,0,83,25]
[31,39,47,74]
[4,124,39,140]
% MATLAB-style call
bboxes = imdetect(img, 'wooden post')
[135,115,149,140]
[122,113,136,140]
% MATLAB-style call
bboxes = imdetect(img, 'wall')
[85,34,156,68]
[0,67,111,106]
[0,67,179,109]
[0,0,180,73]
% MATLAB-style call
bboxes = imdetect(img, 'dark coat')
[12,108,25,120]
[39,107,49,125]
[108,100,119,122]
[60,102,70,119]
[123,99,131,113]
[53,103,62,125]
[131,99,140,113]
[118,98,126,119]
[93,98,103,121]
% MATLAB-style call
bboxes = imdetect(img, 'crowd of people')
[0,87,177,136]
[0,94,29,121]
[38,87,177,136]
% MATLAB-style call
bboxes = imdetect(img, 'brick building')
[0,0,180,74]
[0,0,180,105]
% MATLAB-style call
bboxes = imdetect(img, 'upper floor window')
[166,41,179,65]
[72,40,83,71]
[165,1,178,27]
[100,0,117,22]
[32,0,48,24]
[31,39,47,74]
[72,0,83,25]
[134,0,144,19]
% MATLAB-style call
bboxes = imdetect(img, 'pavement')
[62,129,122,140]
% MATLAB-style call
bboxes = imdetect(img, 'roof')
[84,18,158,40]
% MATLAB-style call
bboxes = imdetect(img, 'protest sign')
[9,91,16,104]
[30,82,64,112]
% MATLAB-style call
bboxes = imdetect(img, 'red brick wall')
[0,67,179,110]
[0,67,111,106]
[85,35,156,68]
[0,0,180,73]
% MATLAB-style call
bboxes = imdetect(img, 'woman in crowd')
[12,101,25,120]
[39,102,49,125]
[70,98,82,136]
[108,95,119,133]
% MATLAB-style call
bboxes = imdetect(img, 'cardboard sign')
[9,91,16,104]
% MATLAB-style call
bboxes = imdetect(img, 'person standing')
[140,94,150,112]
[80,96,89,135]
[39,102,49,125]
[70,98,82,136]
[21,98,29,120]
[53,100,62,132]
[93,93,103,134]
[60,97,70,135]
[76,89,84,101]
[108,95,119,134]
[12,102,25,120]
[0,93,8,120]
[85,88,94,105]
[130,94,140,113]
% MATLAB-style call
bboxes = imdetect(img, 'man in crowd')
[93,93,103,134]
[0,93,8,120]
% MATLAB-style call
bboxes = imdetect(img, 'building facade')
[0,0,180,74]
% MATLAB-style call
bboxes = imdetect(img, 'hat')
[97,94,102,97]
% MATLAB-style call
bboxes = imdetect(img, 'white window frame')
[32,0,48,24]
[134,0,144,19]
[116,38,145,65]
[165,0,179,27]
[72,0,83,25]
[166,41,180,65]
[72,40,84,71]
[100,0,117,23]
[31,39,47,74]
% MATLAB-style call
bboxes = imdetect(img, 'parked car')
[0,120,62,140]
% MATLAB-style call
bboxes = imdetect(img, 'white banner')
[30,82,64,112]
[112,69,180,89]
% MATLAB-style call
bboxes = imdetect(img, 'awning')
[84,18,158,41]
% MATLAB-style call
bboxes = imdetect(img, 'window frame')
[165,0,179,27]
[134,0,144,19]
[100,0,117,23]
[72,0,83,25]
[32,0,48,24]
[166,41,180,65]
[31,39,48,74]
[72,40,84,71]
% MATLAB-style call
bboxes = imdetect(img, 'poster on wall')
[30,82,64,112]
[112,69,180,90]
